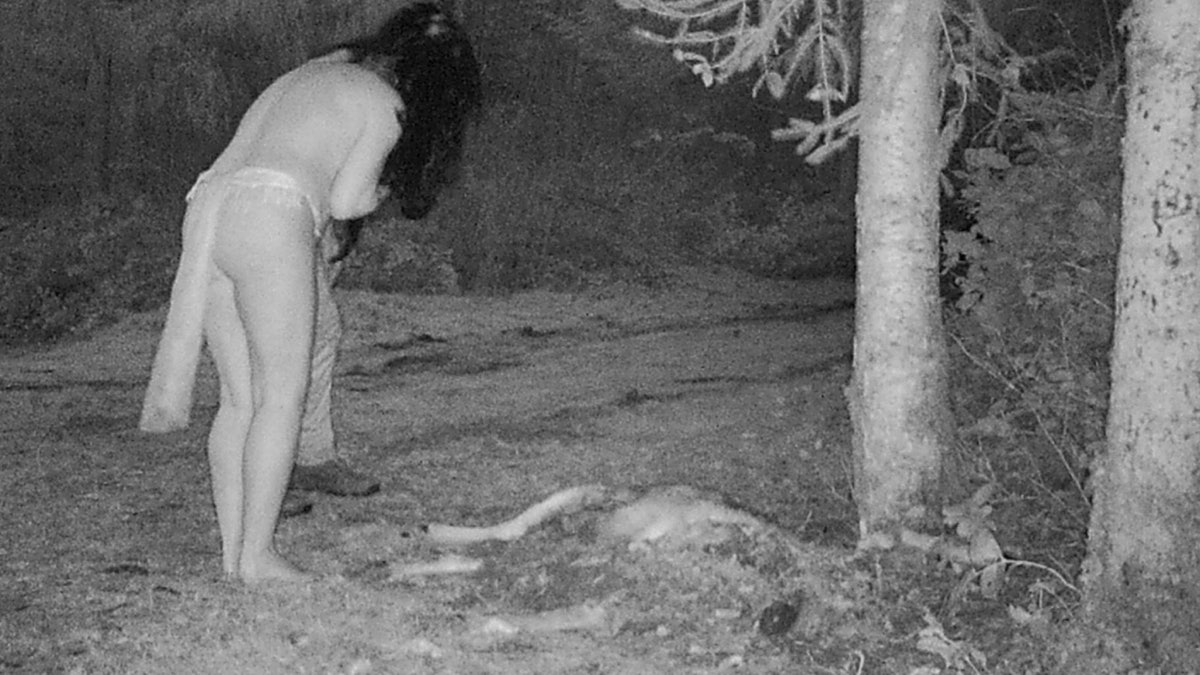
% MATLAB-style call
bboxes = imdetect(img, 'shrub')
[0,194,180,346]
[336,212,462,295]
[706,192,854,278]
[945,86,1122,499]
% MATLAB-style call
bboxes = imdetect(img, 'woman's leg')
[213,192,317,582]
[202,270,254,577]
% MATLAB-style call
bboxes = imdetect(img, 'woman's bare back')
[209,61,404,221]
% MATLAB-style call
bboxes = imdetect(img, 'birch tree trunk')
[848,0,955,542]
[1072,0,1200,668]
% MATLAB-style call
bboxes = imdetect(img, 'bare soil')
[0,267,1040,674]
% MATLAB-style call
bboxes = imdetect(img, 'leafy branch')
[617,0,854,163]
[616,0,1025,167]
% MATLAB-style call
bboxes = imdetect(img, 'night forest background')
[1,0,1126,565]
[1,0,1118,334]
[3,0,837,341]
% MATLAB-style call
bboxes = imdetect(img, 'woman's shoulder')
[291,61,401,99]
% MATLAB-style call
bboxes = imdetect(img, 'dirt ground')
[0,267,1041,674]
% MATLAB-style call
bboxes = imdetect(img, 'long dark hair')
[330,2,482,260]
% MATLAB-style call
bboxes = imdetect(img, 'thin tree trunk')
[84,2,112,194]
[108,5,147,192]
[848,0,954,542]
[1073,0,1200,667]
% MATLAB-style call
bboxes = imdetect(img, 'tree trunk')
[847,0,954,543]
[1072,0,1200,668]
[83,2,112,194]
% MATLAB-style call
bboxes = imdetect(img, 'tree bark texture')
[848,0,954,542]
[1077,0,1200,667]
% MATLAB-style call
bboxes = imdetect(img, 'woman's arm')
[328,99,403,221]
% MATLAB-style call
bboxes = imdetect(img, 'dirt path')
[1,267,927,675]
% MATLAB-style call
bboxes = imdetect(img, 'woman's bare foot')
[222,552,242,580]
[239,550,313,583]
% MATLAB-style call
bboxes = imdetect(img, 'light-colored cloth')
[139,167,325,432]
[187,168,326,235]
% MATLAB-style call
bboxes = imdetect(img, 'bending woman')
[140,51,403,582]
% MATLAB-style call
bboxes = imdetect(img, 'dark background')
[0,0,1123,343]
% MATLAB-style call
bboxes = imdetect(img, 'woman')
[140,47,402,583]
[141,2,480,582]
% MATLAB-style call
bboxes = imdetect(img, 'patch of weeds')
[0,193,179,346]
[943,92,1122,631]
[706,193,855,279]
[337,211,462,294]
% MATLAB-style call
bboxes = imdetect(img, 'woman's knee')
[218,379,254,412]
[251,371,310,414]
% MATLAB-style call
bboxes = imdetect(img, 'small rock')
[757,600,800,637]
